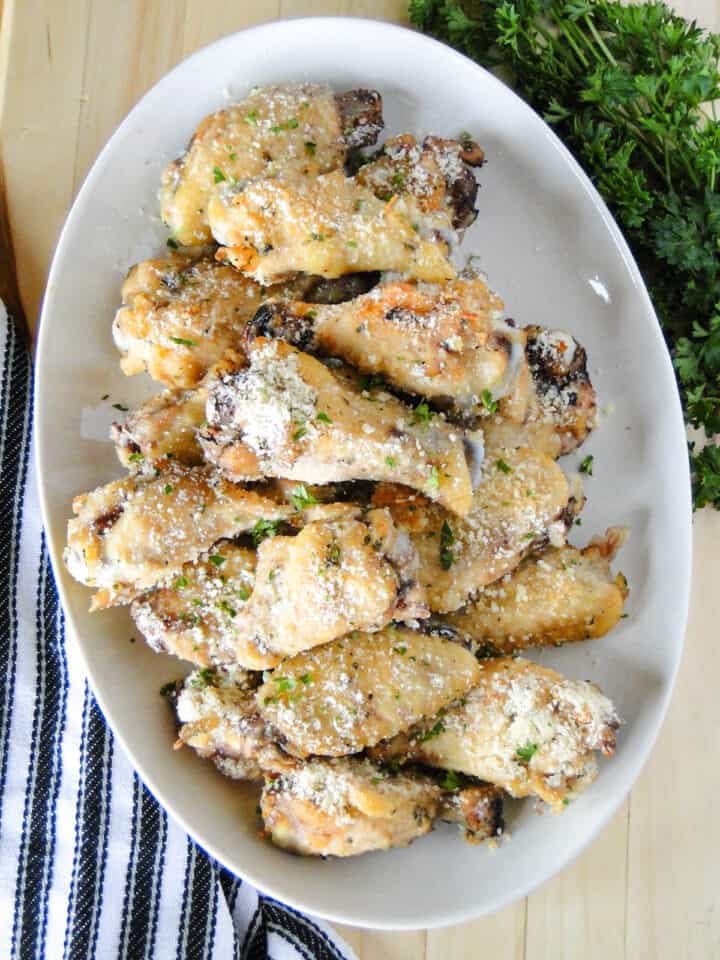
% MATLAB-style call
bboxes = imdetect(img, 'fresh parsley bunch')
[410,0,720,509]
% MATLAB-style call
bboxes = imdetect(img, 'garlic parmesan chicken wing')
[131,542,256,666]
[112,387,206,469]
[256,627,481,757]
[446,528,629,654]
[261,758,503,857]
[201,338,474,515]
[63,464,291,609]
[483,326,597,458]
[372,446,574,613]
[228,509,428,669]
[247,278,519,412]
[174,665,281,780]
[355,133,485,231]
[113,256,268,388]
[372,657,620,809]
[161,84,383,247]
[209,170,456,284]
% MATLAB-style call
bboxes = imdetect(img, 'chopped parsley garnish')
[291,484,319,511]
[391,171,405,188]
[360,372,385,391]
[190,668,216,689]
[236,585,251,602]
[481,389,498,414]
[212,166,226,183]
[411,401,434,424]
[393,645,408,655]
[579,455,594,476]
[316,410,332,424]
[440,770,463,791]
[495,458,513,474]
[418,719,445,742]
[347,240,358,247]
[208,554,225,567]
[516,741,538,764]
[244,110,257,125]
[385,455,397,468]
[309,232,325,241]
[292,426,307,442]
[353,198,364,211]
[299,673,313,685]
[274,676,297,693]
[127,452,144,463]
[174,576,189,589]
[170,336,197,347]
[439,519,455,570]
[304,141,316,155]
[251,519,279,546]
[218,600,237,617]
[163,483,173,495]
[112,403,128,412]
[459,130,473,142]
[426,466,440,491]
[328,543,341,565]
[166,237,179,249]
[287,117,299,128]
[563,798,571,806]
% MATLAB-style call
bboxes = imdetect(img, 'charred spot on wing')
[424,136,483,231]
[335,89,384,149]
[303,272,380,304]
[526,325,591,390]
[245,302,317,352]
[93,504,124,536]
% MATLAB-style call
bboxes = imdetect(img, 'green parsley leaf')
[208,554,225,567]
[191,667,216,689]
[251,519,279,546]
[411,401,434,424]
[213,166,226,182]
[292,426,307,442]
[495,458,513,474]
[579,455,594,476]
[481,389,498,414]
[244,111,257,125]
[385,455,397,468]
[393,645,408,655]
[426,466,440,491]
[439,519,455,570]
[287,117,299,128]
[274,676,297,693]
[441,770,463,791]
[127,452,144,463]
[305,141,316,155]
[316,410,332,423]
[236,585,251,601]
[170,336,197,347]
[290,484,319,510]
[174,575,189,589]
[163,483,173,495]
[516,741,538,764]
[418,719,445,742]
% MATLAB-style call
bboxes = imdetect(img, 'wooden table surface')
[1,2,718,957]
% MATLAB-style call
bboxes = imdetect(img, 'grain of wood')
[0,2,717,958]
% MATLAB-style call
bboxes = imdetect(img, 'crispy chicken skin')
[174,666,282,780]
[63,463,291,608]
[483,327,597,457]
[355,133,484,231]
[247,278,520,411]
[371,657,619,810]
[131,542,256,666]
[256,627,482,758]
[200,338,474,515]
[209,170,456,284]
[113,256,270,388]
[372,446,573,613]
[261,758,503,857]
[161,84,383,247]
[229,509,428,669]
[112,387,207,469]
[446,529,629,654]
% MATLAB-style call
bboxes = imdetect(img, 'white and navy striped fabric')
[0,306,357,960]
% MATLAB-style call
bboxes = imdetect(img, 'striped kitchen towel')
[0,305,357,959]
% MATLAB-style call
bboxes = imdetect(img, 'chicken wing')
[200,338,474,515]
[63,463,291,608]
[161,84,383,247]
[246,278,522,412]
[229,508,428,669]
[483,326,597,457]
[261,758,503,856]
[446,528,629,654]
[209,170,456,284]
[173,665,282,780]
[371,446,574,613]
[355,133,485,230]
[112,387,207,469]
[256,627,482,757]
[131,542,256,666]
[371,656,619,809]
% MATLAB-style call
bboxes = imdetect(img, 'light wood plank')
[182,0,281,56]
[0,0,91,328]
[427,902,526,960]
[73,0,187,188]
[335,926,425,959]
[279,0,408,20]
[625,509,720,960]
[525,802,629,960]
